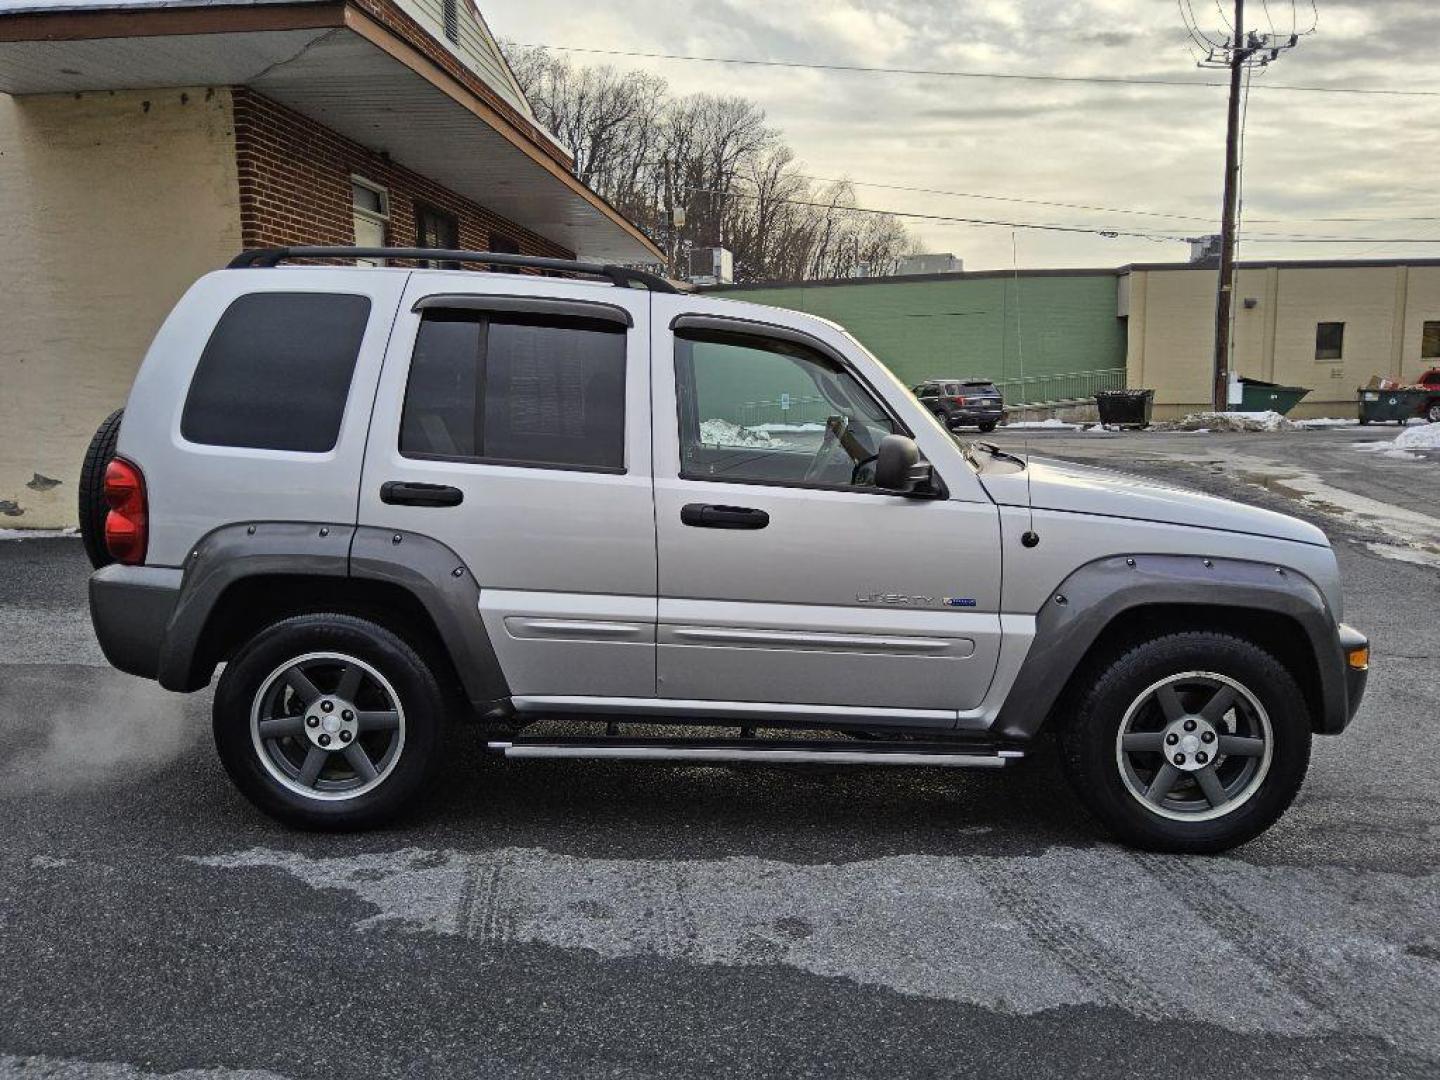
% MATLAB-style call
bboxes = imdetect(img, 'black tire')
[1058,631,1311,854]
[213,613,450,830]
[1427,403,1440,424]
[978,421,998,433]
[78,408,124,569]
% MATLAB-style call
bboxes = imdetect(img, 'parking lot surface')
[1,425,1437,1078]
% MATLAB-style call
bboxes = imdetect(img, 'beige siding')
[1270,267,1400,405]
[1126,267,1215,412]
[0,87,241,529]
[1125,263,1440,420]
[1402,267,1440,379]
[393,0,536,123]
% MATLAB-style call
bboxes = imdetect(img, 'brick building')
[0,0,660,528]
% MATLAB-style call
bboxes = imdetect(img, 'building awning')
[0,0,662,263]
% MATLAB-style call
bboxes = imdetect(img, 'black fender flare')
[156,522,509,713]
[991,554,1351,739]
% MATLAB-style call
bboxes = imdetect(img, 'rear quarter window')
[181,292,372,452]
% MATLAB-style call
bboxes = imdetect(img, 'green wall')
[711,272,1127,393]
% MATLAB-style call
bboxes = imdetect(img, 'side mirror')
[874,434,933,494]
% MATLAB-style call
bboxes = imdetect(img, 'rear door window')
[181,292,371,452]
[400,310,626,472]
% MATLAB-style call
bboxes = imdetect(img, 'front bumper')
[1337,622,1369,728]
[89,563,182,680]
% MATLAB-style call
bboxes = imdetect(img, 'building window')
[351,177,389,265]
[1423,321,1440,359]
[400,310,627,472]
[488,231,520,271]
[415,203,460,268]
[442,0,459,43]
[1315,322,1345,361]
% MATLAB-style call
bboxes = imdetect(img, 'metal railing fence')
[993,367,1127,409]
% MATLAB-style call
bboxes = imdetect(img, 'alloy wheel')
[1114,670,1273,822]
[249,651,406,801]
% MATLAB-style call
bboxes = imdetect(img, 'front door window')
[674,330,899,490]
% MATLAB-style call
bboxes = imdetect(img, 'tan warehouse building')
[1123,258,1440,420]
[0,0,659,529]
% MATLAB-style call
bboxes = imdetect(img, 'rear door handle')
[380,481,464,507]
[680,503,769,530]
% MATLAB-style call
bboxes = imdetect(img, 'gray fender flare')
[991,554,1348,739]
[156,522,509,713]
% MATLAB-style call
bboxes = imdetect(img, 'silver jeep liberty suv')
[83,247,1369,853]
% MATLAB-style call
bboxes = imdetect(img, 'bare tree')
[503,44,913,282]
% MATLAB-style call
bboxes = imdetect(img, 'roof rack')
[227,247,683,293]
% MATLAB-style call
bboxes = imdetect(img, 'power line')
[795,174,1440,226]
[513,42,1440,98]
[693,187,1440,245]
[802,175,1216,223]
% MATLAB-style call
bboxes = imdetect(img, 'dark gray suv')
[914,378,1004,432]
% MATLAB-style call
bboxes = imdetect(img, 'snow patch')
[1366,542,1440,569]
[1005,418,1079,430]
[187,844,1440,1051]
[0,527,79,540]
[1173,410,1294,432]
[1393,422,1440,450]
[751,422,826,434]
[1292,417,1360,429]
[698,419,782,448]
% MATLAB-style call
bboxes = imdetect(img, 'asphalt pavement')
[1,425,1437,1079]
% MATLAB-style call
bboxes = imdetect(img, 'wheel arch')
[156,523,510,717]
[992,554,1347,739]
[186,574,463,702]
[1040,603,1322,736]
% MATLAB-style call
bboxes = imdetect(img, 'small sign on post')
[779,393,791,412]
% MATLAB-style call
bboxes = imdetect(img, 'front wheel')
[1059,632,1311,853]
[213,613,449,829]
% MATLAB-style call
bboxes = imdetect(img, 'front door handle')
[681,503,769,530]
[380,481,464,507]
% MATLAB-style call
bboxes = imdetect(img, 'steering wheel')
[849,451,880,487]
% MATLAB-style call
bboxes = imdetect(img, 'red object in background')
[1417,368,1440,388]
[102,458,147,565]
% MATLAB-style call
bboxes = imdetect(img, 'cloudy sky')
[485,0,1440,270]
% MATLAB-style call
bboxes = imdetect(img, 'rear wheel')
[213,613,449,829]
[1059,632,1310,853]
[78,408,124,569]
[978,421,998,433]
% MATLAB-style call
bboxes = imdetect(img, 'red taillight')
[103,458,147,565]
[951,396,969,406]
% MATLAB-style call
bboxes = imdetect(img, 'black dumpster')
[1096,389,1154,429]
[1358,387,1429,425]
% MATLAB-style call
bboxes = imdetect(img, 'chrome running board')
[487,736,1024,769]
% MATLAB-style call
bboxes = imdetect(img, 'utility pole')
[1212,0,1249,411]
[662,155,683,279]
[1185,0,1303,409]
